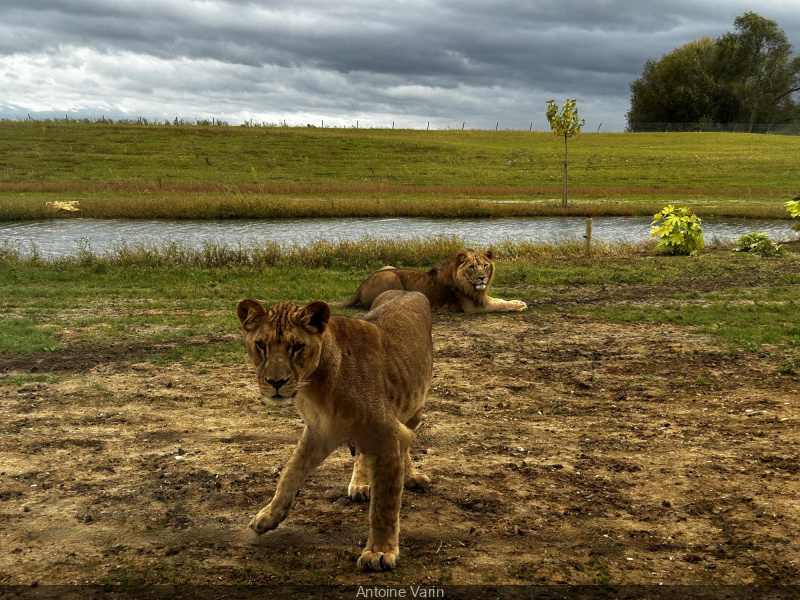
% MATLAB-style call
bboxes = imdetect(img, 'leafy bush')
[649,205,704,256]
[787,196,800,231]
[733,232,784,257]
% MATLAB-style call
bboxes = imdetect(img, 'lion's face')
[236,299,330,405]
[455,249,495,294]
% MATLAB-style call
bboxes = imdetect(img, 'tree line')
[627,12,800,132]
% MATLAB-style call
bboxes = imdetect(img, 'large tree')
[627,38,719,125]
[627,12,800,130]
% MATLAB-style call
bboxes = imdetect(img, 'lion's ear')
[456,250,469,265]
[302,301,331,334]
[484,249,494,261]
[237,298,267,331]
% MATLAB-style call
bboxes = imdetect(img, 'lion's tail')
[331,294,360,309]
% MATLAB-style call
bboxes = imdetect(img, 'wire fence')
[3,115,799,135]
[627,122,800,135]
[2,115,622,132]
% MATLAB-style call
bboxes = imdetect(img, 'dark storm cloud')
[1,0,799,128]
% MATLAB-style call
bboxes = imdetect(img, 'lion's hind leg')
[403,450,431,492]
[348,447,371,502]
[359,270,404,309]
[402,412,430,492]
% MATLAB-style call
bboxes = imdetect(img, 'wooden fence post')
[585,218,593,256]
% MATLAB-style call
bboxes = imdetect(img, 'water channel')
[1,216,796,258]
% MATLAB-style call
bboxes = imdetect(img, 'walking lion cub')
[236,290,433,571]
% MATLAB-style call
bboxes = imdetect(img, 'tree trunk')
[748,103,759,133]
[562,134,568,208]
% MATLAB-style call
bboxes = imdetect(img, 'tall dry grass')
[0,235,652,270]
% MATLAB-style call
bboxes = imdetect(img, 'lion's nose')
[266,377,289,391]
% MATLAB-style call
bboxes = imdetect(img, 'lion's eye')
[469,265,476,270]
[292,343,305,355]
[255,340,266,354]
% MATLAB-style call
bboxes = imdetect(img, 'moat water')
[1,216,796,257]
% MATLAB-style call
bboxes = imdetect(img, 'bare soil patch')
[1,310,798,586]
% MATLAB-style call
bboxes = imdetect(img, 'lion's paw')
[510,300,527,311]
[249,503,287,535]
[348,484,371,502]
[404,472,431,492]
[357,549,398,572]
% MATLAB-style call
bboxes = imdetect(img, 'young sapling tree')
[546,99,585,208]
[649,204,705,256]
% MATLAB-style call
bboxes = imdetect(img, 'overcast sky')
[1,1,799,131]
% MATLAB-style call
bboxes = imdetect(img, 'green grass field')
[1,121,798,219]
[2,239,799,362]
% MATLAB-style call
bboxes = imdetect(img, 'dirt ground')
[1,300,799,588]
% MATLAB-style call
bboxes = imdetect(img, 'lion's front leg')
[357,428,409,571]
[481,296,527,313]
[250,427,334,535]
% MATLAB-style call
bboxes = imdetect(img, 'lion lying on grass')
[342,248,527,313]
[236,290,433,571]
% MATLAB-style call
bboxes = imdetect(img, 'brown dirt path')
[1,311,799,585]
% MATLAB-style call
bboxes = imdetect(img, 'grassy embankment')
[0,120,798,219]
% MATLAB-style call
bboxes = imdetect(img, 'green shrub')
[733,232,784,257]
[649,204,704,256]
[787,197,800,232]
